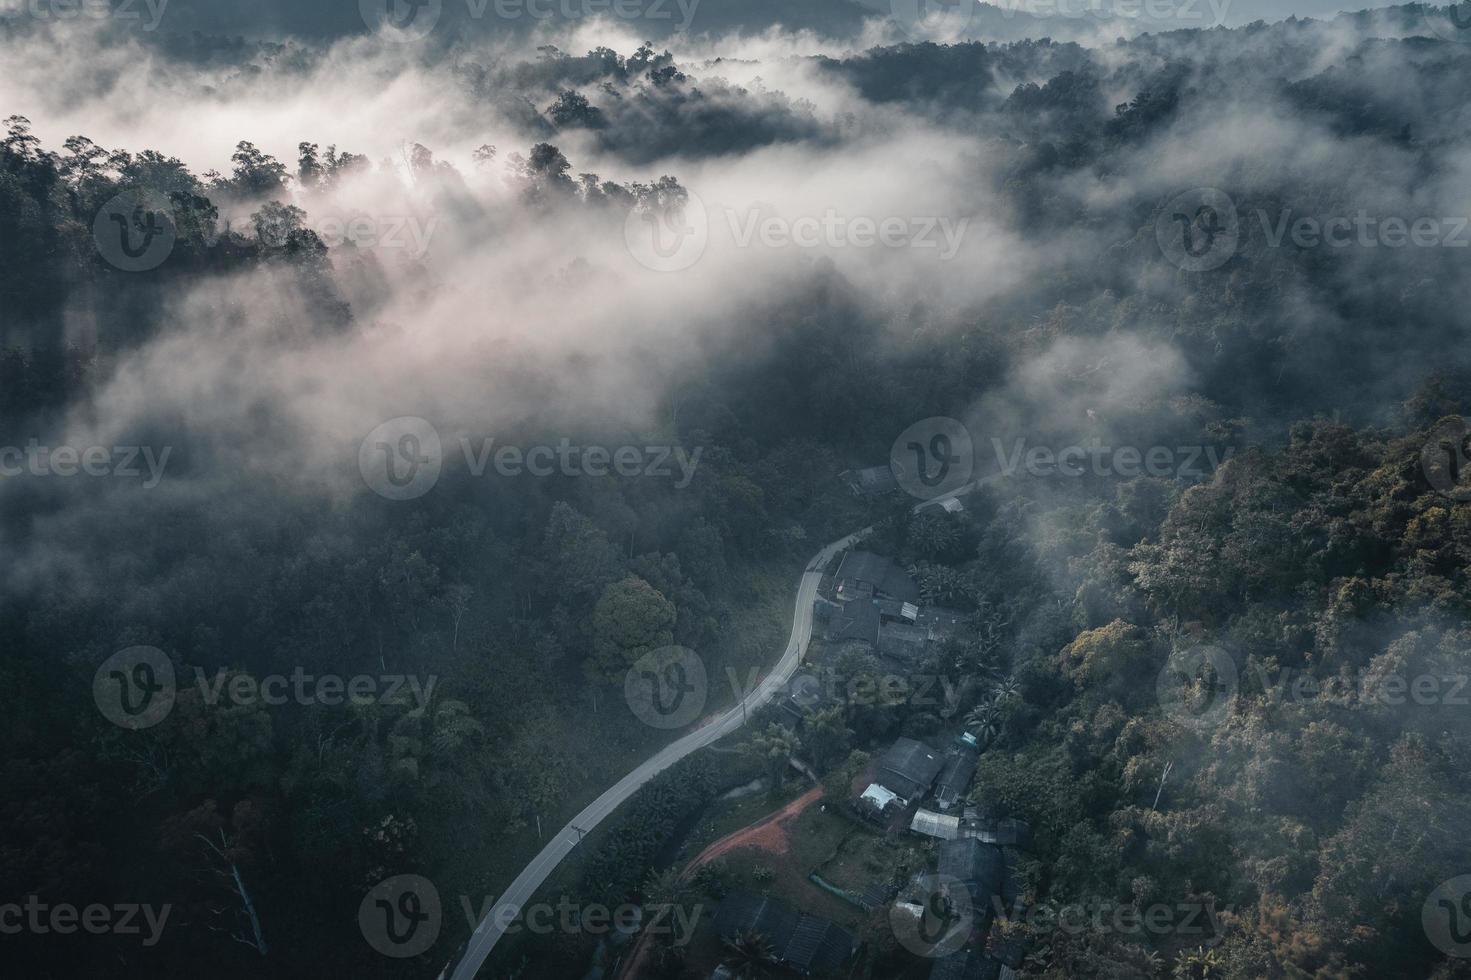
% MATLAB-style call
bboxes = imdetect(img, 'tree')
[804,705,852,773]
[741,724,801,789]
[590,576,676,681]
[722,929,775,979]
[547,90,607,129]
[297,142,321,187]
[965,701,1000,749]
[229,141,288,197]
[542,502,621,601]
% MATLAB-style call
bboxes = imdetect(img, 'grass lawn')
[815,829,933,900]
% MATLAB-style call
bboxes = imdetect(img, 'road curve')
[444,478,993,980]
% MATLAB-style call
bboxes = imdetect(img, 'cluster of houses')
[870,734,1029,980]
[814,549,968,670]
[709,547,1027,979]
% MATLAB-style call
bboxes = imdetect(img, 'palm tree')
[722,929,775,978]
[1173,945,1223,979]
[643,866,693,909]
[965,701,1000,749]
[991,675,1021,705]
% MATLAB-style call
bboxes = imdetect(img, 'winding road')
[443,476,994,980]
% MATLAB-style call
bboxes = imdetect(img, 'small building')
[860,783,901,813]
[939,497,965,514]
[911,808,961,840]
[875,598,920,623]
[834,551,921,605]
[938,838,1005,907]
[935,734,980,811]
[961,816,1031,849]
[827,598,880,646]
[877,621,931,666]
[875,738,945,803]
[928,949,1005,980]
[713,890,856,976]
[842,465,899,496]
[916,606,969,638]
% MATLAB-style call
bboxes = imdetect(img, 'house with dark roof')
[875,737,945,803]
[960,815,1032,849]
[875,598,919,623]
[877,621,930,666]
[827,597,880,647]
[928,949,1019,980]
[841,465,899,496]
[938,838,1005,907]
[713,890,856,976]
[935,734,980,811]
[834,551,921,605]
[916,606,969,638]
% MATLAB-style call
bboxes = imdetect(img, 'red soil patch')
[618,783,825,980]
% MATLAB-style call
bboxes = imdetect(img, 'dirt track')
[617,783,826,979]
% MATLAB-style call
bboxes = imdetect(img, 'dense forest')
[5,3,1471,979]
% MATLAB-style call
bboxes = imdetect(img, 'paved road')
[444,477,994,980]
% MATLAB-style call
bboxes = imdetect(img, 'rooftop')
[835,551,921,605]
[876,737,945,801]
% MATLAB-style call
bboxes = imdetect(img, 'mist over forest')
[6,2,1471,979]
